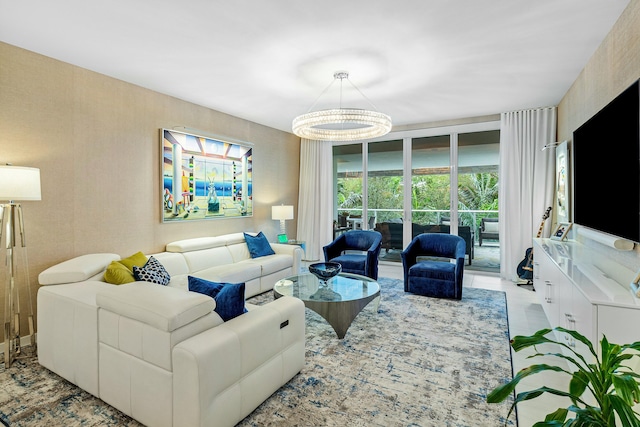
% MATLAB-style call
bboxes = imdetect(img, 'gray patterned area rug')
[0,278,516,426]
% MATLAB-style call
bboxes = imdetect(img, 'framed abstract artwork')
[555,141,570,224]
[161,129,253,222]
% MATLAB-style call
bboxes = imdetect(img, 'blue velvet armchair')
[401,233,466,299]
[323,230,383,280]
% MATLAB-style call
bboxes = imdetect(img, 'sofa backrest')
[165,234,243,252]
[38,253,120,285]
[150,252,190,277]
[165,232,251,273]
[39,233,261,286]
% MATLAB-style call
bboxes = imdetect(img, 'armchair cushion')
[483,221,499,233]
[329,254,366,273]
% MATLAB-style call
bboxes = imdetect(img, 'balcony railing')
[336,208,498,243]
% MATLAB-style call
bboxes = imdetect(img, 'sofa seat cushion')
[38,253,120,285]
[194,262,262,286]
[96,282,215,332]
[245,254,292,276]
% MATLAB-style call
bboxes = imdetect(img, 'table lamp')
[272,205,294,243]
[0,165,41,367]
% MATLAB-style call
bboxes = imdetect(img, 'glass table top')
[274,272,379,303]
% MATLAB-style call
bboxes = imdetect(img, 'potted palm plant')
[487,327,640,426]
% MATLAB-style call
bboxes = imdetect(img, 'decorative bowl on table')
[308,262,342,286]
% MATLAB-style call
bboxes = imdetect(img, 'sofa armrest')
[271,243,303,273]
[172,296,305,427]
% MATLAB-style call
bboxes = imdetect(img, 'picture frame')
[161,128,253,222]
[555,141,570,224]
[551,222,572,241]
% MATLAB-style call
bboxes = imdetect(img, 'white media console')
[532,238,640,361]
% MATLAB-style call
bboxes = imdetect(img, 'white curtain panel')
[499,107,557,281]
[297,138,334,262]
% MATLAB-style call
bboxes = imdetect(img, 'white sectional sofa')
[36,233,306,427]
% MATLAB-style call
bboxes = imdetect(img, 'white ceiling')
[0,0,630,134]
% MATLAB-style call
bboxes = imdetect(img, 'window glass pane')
[458,130,500,271]
[333,144,363,227]
[458,130,500,231]
[411,135,450,225]
[368,140,403,226]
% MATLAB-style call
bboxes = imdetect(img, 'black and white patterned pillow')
[133,256,171,286]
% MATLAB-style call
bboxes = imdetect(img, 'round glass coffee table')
[274,272,380,339]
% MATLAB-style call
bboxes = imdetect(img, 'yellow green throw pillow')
[104,261,136,285]
[118,251,147,272]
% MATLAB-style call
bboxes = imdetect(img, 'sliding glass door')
[458,130,500,271]
[332,122,500,272]
[333,144,363,232]
[411,135,451,224]
[367,140,403,260]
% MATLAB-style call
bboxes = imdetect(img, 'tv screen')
[573,79,640,243]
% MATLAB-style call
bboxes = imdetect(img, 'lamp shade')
[0,166,42,201]
[272,205,294,221]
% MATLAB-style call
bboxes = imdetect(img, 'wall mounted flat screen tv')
[573,79,640,243]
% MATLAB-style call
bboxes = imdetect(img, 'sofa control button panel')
[280,320,289,329]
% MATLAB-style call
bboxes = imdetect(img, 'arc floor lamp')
[0,165,40,367]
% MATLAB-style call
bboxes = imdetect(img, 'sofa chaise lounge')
[36,232,305,427]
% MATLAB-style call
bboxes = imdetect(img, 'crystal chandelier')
[292,71,392,142]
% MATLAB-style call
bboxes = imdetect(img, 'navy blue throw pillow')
[244,231,275,258]
[188,276,247,321]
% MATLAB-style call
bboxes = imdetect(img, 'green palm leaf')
[487,327,640,427]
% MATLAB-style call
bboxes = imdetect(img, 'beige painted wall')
[0,42,300,340]
[558,0,640,141]
[557,0,640,270]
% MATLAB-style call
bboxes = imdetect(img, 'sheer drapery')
[499,107,556,281]
[296,138,333,262]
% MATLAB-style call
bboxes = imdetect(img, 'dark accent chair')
[479,217,499,246]
[323,230,383,280]
[401,233,466,300]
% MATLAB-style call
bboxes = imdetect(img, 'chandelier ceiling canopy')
[292,71,392,142]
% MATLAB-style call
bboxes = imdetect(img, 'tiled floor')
[376,262,570,427]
